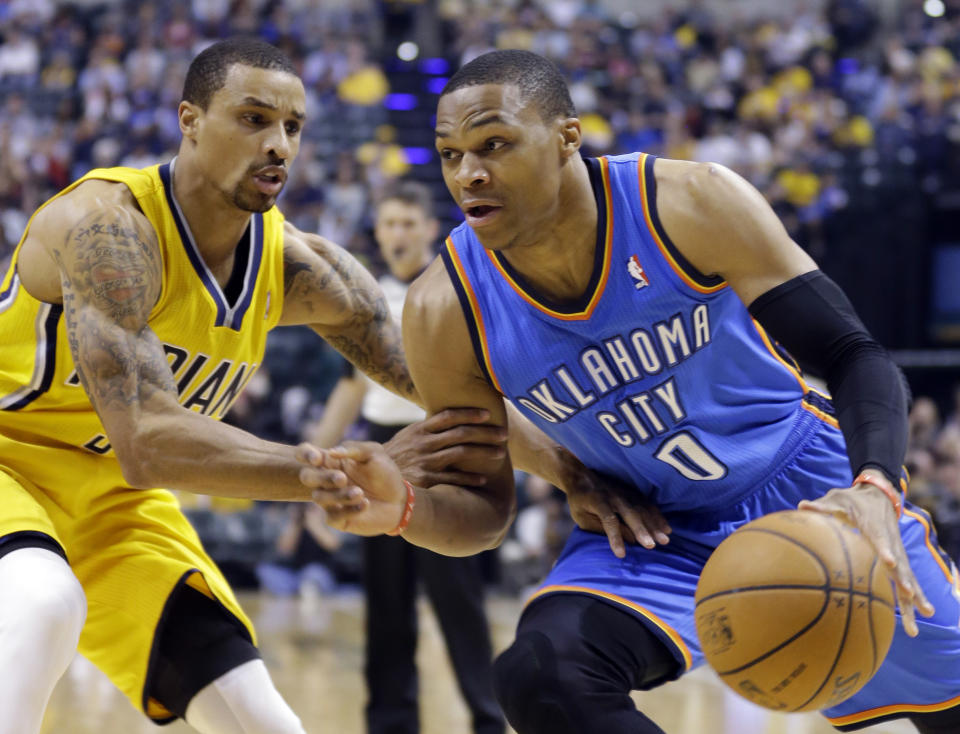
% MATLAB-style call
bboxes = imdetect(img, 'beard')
[229,182,277,213]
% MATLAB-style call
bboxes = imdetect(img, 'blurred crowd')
[2,0,959,586]
[905,388,960,562]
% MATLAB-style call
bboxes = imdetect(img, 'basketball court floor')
[43,590,915,734]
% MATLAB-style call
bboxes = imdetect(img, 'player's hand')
[383,408,507,488]
[295,442,368,509]
[798,473,935,637]
[298,441,408,536]
[562,465,671,558]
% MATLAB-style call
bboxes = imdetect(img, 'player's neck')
[171,156,253,270]
[498,160,598,304]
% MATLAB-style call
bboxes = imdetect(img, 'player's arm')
[278,222,417,403]
[395,260,518,553]
[656,159,932,634]
[31,184,355,503]
[301,259,517,555]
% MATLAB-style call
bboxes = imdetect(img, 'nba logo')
[627,255,650,290]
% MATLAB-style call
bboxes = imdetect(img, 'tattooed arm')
[20,182,359,503]
[278,222,418,403]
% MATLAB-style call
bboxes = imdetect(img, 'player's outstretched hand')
[798,476,935,637]
[295,443,368,509]
[297,441,409,536]
[563,467,671,558]
[383,408,507,488]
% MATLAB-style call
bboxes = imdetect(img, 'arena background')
[1,0,957,731]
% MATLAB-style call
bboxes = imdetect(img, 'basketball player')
[310,181,504,734]
[0,40,636,734]
[302,51,960,734]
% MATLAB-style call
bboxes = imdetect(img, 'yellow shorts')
[0,464,256,721]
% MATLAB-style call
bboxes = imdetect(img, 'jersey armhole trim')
[0,303,62,411]
[638,153,727,294]
[440,240,504,394]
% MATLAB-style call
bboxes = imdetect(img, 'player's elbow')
[481,493,518,552]
[114,446,158,488]
[111,420,171,489]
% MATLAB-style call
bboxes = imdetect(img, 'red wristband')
[853,472,903,518]
[386,480,415,536]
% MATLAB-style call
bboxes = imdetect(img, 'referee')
[310,181,504,734]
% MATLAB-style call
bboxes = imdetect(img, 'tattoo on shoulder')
[55,208,175,409]
[283,248,312,296]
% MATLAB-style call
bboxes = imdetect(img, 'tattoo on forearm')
[55,208,176,410]
[284,242,417,401]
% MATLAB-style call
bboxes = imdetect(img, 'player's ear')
[178,101,202,141]
[558,118,581,159]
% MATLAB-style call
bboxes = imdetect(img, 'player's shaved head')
[181,37,297,110]
[440,50,576,122]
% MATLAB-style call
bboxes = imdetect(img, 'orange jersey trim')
[482,157,614,321]
[826,689,960,726]
[903,507,954,583]
[749,318,840,429]
[525,584,694,671]
[444,238,505,393]
[637,153,727,295]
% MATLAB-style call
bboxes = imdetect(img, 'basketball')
[694,510,896,713]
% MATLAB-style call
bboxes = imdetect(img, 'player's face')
[189,64,306,213]
[435,84,568,251]
[374,199,437,281]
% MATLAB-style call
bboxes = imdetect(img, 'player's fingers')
[898,591,920,637]
[595,504,626,558]
[310,487,365,510]
[426,425,508,451]
[641,503,672,543]
[318,495,369,512]
[611,497,657,547]
[426,444,506,467]
[299,465,348,489]
[423,408,492,432]
[328,441,378,462]
[421,470,489,487]
[892,558,936,617]
[294,442,324,466]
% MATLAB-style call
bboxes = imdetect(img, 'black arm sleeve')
[748,270,909,488]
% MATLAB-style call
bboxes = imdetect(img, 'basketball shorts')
[529,413,960,728]
[0,450,256,722]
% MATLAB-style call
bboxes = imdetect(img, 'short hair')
[181,38,297,110]
[440,50,576,121]
[377,181,435,219]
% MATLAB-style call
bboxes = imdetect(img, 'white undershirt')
[360,275,426,426]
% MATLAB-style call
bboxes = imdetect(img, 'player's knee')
[0,549,86,649]
[493,630,585,733]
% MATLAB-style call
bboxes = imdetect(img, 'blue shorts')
[530,414,960,729]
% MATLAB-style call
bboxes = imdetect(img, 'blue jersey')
[441,153,841,512]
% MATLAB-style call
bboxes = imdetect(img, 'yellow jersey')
[0,159,286,504]
[0,158,287,719]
